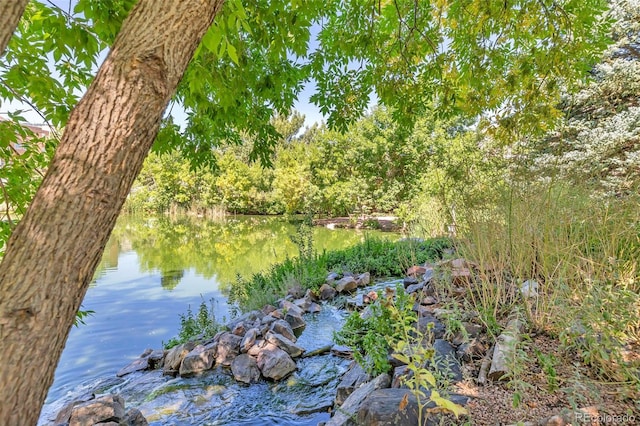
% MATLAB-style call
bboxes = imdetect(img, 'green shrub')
[164,298,223,349]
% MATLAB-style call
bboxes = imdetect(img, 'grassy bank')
[228,233,451,312]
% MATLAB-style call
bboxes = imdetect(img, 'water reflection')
[45,214,395,412]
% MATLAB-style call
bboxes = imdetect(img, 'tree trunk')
[0,0,29,57]
[0,0,224,423]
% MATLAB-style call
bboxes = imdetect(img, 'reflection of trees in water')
[161,269,185,290]
[99,214,395,290]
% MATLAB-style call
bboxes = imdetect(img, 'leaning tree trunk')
[0,0,224,423]
[0,0,29,56]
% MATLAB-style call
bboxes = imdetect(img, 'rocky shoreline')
[47,259,624,426]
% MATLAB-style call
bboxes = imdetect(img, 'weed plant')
[164,298,223,349]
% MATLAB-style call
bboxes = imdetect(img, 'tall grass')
[228,236,452,312]
[450,183,640,383]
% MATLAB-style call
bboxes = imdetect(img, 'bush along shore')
[50,237,638,426]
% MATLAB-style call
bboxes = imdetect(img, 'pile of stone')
[317,271,371,300]
[53,394,147,426]
[114,293,323,385]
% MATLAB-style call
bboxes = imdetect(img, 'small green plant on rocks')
[164,298,223,349]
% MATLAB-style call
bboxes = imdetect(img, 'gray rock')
[391,365,408,388]
[406,282,425,294]
[293,294,314,311]
[117,356,150,377]
[231,354,261,384]
[247,339,267,356]
[423,268,435,284]
[403,276,419,288]
[266,331,305,358]
[284,310,306,332]
[331,344,353,358]
[215,332,242,367]
[122,408,149,426]
[69,394,125,426]
[256,343,297,380]
[319,283,337,300]
[356,272,371,287]
[357,388,469,426]
[179,344,216,377]
[431,339,463,383]
[417,315,446,340]
[307,302,322,313]
[163,341,197,376]
[326,272,340,284]
[335,276,358,293]
[335,362,370,405]
[241,328,259,353]
[270,319,297,342]
[226,310,264,331]
[280,299,305,316]
[326,373,391,426]
[146,349,166,369]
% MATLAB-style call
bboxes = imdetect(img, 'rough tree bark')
[0,0,224,423]
[0,0,29,57]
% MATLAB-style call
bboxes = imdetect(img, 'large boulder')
[163,341,197,376]
[122,408,149,426]
[356,272,371,287]
[179,343,216,377]
[69,394,126,426]
[231,354,261,384]
[256,343,297,380]
[326,373,391,426]
[357,388,469,426]
[266,331,305,358]
[284,310,306,332]
[431,339,463,383]
[215,332,243,367]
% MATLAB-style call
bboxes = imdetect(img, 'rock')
[326,373,391,426]
[307,302,322,313]
[266,331,305,358]
[417,315,446,340]
[357,388,469,426]
[215,332,243,367]
[227,310,264,331]
[363,290,378,304]
[287,284,305,299]
[122,408,149,426]
[456,338,488,362]
[356,272,371,287]
[179,344,216,377]
[241,328,259,353]
[231,354,261,384]
[293,295,313,311]
[431,339,463,383]
[520,279,539,298]
[262,304,277,315]
[336,362,370,405]
[405,282,425,294]
[256,343,297,380]
[326,272,340,284]
[247,339,267,356]
[319,283,337,300]
[488,317,524,381]
[280,299,305,316]
[69,394,125,426]
[335,276,358,293]
[423,268,435,283]
[146,349,165,369]
[422,296,437,305]
[331,344,353,358]
[270,319,297,342]
[403,276,419,288]
[284,310,306,332]
[231,321,246,336]
[391,365,408,388]
[117,356,151,377]
[406,265,427,277]
[163,341,197,376]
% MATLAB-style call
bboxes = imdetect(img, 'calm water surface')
[45,214,396,406]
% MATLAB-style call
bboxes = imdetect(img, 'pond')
[40,214,398,424]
